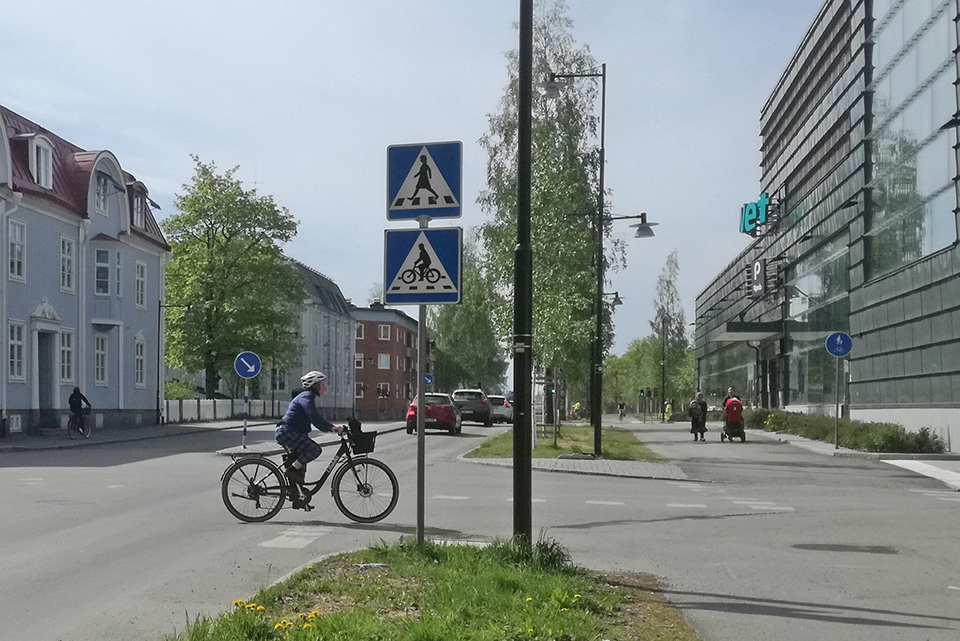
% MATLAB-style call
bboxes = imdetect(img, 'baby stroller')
[720,397,746,442]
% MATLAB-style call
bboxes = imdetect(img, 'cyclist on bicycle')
[274,371,342,487]
[69,386,91,432]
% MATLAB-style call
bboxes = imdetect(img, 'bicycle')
[220,423,399,523]
[67,407,91,440]
[400,266,440,284]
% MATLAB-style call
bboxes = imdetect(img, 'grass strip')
[166,538,700,641]
[465,423,665,461]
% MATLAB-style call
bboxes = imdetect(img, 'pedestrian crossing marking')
[386,232,456,295]
[259,526,331,549]
[390,147,459,211]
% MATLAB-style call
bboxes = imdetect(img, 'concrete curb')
[746,427,960,460]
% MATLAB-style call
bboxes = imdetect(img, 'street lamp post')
[545,62,658,456]
[156,301,189,425]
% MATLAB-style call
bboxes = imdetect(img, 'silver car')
[487,395,513,423]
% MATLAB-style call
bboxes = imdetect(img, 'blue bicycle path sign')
[825,332,852,358]
[234,351,262,379]
[383,227,462,304]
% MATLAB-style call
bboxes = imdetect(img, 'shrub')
[759,409,945,453]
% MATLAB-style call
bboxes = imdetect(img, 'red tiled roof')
[1,104,169,252]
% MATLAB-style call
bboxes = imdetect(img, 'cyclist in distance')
[274,371,342,487]
[68,386,91,432]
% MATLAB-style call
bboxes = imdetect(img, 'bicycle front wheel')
[81,418,91,438]
[221,458,287,522]
[331,458,398,523]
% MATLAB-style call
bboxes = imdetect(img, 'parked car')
[406,393,462,434]
[452,389,493,426]
[488,395,513,423]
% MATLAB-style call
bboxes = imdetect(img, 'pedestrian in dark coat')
[689,392,707,441]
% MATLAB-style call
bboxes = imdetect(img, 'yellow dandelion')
[561,608,569,612]
[303,623,312,629]
[525,597,533,602]
[528,629,534,633]
[245,604,256,610]
[233,599,245,607]
[275,623,282,630]
[310,610,320,617]
[256,606,265,612]
[574,594,581,599]
[306,565,314,569]
[307,614,316,620]
[298,613,306,618]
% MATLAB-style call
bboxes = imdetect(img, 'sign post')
[234,351,262,449]
[386,141,462,546]
[825,332,852,449]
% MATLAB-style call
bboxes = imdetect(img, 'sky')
[2,0,825,357]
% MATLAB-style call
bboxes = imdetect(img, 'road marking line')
[667,504,708,508]
[259,526,331,549]
[732,501,777,505]
[935,497,960,502]
[720,497,760,501]
[585,500,625,505]
[106,485,124,489]
[948,585,960,591]
[751,505,794,511]
[433,495,469,500]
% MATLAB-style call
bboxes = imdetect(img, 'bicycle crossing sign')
[387,141,462,220]
[384,228,461,304]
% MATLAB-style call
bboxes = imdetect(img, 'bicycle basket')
[349,430,377,454]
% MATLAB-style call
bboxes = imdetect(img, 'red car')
[406,393,462,435]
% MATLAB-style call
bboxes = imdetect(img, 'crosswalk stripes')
[259,526,331,549]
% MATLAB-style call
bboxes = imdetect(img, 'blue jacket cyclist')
[275,370,341,485]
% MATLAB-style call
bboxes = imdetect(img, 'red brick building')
[352,302,418,421]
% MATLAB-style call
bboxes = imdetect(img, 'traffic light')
[653,387,659,397]
[639,389,645,397]
[646,387,652,398]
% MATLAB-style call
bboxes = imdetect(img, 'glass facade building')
[695,0,960,443]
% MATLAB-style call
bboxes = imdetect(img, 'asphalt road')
[2,417,959,641]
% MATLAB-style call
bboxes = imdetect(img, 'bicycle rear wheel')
[67,416,78,440]
[221,458,287,522]
[331,458,399,523]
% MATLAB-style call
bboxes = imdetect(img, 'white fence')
[163,398,284,424]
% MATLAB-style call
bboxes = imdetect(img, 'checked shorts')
[275,428,322,466]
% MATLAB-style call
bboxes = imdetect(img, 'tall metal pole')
[513,0,534,544]
[591,63,607,457]
[661,316,667,421]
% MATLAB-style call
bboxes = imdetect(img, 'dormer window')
[134,194,146,228]
[31,137,53,189]
[96,174,109,214]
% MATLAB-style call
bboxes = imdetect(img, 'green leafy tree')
[430,241,508,392]
[162,157,304,397]
[479,0,624,394]
[650,250,694,412]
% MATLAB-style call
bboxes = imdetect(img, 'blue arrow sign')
[384,228,461,304]
[234,351,262,379]
[825,332,852,358]
[387,141,462,220]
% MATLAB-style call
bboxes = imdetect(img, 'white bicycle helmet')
[300,370,327,389]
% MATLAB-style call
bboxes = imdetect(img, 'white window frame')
[134,195,146,228]
[376,382,390,397]
[355,323,364,340]
[8,219,25,282]
[134,338,145,388]
[378,324,390,340]
[272,368,287,392]
[95,174,109,215]
[95,249,110,295]
[135,261,146,309]
[59,330,74,383]
[60,236,74,293]
[116,252,122,298]
[355,382,364,399]
[95,333,108,386]
[8,321,25,381]
[355,352,364,369]
[32,138,53,189]
[378,353,390,370]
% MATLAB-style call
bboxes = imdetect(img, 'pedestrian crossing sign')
[387,141,462,220]
[384,227,461,304]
